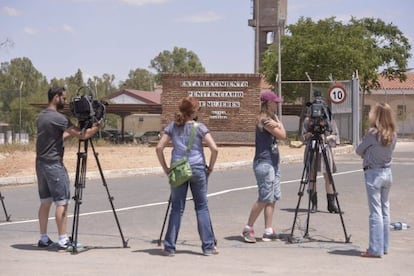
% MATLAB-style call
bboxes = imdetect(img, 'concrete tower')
[248,0,287,73]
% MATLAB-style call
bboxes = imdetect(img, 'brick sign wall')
[161,73,262,143]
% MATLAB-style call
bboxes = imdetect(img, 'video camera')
[70,86,108,128]
[305,91,331,135]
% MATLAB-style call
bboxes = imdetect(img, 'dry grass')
[0,143,35,153]
[0,142,303,178]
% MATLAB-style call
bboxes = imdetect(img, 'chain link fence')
[280,78,358,145]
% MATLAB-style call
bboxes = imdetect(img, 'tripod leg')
[158,195,171,246]
[0,191,11,221]
[320,144,351,243]
[290,139,315,240]
[71,139,88,254]
[90,140,128,248]
[289,164,307,239]
[71,184,84,254]
[304,141,319,238]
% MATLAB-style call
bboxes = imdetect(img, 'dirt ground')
[0,143,304,178]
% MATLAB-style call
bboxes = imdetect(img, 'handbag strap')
[186,121,198,155]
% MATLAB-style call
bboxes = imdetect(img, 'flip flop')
[360,251,381,258]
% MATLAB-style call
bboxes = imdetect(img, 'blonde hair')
[174,96,199,126]
[259,101,276,118]
[368,102,397,146]
[257,100,276,130]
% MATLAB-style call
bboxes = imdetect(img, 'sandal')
[360,251,381,258]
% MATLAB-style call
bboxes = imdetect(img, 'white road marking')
[0,169,365,227]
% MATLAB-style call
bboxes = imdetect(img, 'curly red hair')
[175,96,199,126]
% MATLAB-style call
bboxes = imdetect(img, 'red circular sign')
[328,84,347,104]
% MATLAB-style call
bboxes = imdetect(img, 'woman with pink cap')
[242,90,286,243]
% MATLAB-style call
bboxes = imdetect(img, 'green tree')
[149,47,206,84]
[0,57,49,134]
[351,17,412,89]
[64,69,85,99]
[261,17,412,103]
[123,68,155,91]
[86,73,117,98]
[100,73,117,97]
[0,68,17,121]
[49,77,66,89]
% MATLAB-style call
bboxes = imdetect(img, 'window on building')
[266,31,274,44]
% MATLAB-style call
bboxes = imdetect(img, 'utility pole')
[277,21,283,120]
[276,0,287,120]
[19,81,23,140]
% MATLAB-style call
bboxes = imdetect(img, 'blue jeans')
[253,160,281,203]
[164,165,215,253]
[364,168,392,256]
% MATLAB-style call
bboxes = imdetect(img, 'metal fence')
[280,76,360,146]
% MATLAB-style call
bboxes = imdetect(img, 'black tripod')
[289,133,351,243]
[70,138,128,253]
[0,191,11,221]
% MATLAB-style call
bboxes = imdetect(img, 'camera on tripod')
[305,91,331,135]
[70,86,108,129]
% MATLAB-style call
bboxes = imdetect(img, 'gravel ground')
[0,143,304,178]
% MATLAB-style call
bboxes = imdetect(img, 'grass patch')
[0,143,35,153]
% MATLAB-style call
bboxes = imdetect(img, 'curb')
[0,145,354,186]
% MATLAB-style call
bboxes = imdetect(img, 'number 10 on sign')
[329,84,347,104]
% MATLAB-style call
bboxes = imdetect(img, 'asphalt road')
[0,142,413,275]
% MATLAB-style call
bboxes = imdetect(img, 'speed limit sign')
[328,84,347,104]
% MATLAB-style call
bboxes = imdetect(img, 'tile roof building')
[366,72,414,136]
[105,89,162,137]
[107,89,161,104]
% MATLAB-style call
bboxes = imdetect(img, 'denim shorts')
[36,159,70,206]
[253,161,281,203]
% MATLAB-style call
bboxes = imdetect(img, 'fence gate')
[280,76,360,146]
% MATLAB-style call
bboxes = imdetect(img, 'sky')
[1,0,413,84]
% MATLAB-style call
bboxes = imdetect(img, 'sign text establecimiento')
[182,80,248,120]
